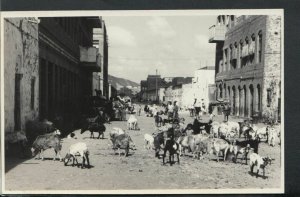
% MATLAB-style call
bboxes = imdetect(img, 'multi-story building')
[180,67,215,109]
[39,17,103,122]
[4,17,104,135]
[92,20,109,98]
[192,66,215,107]
[140,80,147,101]
[145,75,164,102]
[209,15,281,121]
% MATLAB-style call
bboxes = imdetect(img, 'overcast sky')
[103,15,216,84]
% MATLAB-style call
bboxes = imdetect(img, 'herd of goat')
[5,108,281,178]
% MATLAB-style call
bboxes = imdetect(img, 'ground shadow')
[248,171,268,179]
[64,164,95,169]
[82,137,108,140]
[33,157,64,161]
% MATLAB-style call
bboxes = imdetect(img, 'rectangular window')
[31,77,36,109]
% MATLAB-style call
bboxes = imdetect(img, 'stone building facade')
[4,18,40,134]
[4,17,105,135]
[209,15,281,121]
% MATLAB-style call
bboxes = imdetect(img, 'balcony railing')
[79,46,101,72]
[208,25,226,43]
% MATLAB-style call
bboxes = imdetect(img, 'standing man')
[167,101,174,120]
[223,103,231,121]
[173,101,179,121]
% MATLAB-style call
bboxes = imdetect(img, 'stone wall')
[4,18,39,134]
[262,15,282,121]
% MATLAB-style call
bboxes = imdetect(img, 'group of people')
[166,101,179,120]
[188,98,207,119]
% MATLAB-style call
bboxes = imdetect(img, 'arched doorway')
[249,84,254,117]
[239,86,243,116]
[257,84,261,112]
[244,85,247,117]
[232,86,236,115]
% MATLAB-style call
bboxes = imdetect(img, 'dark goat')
[235,137,260,158]
[230,140,253,165]
[111,134,136,157]
[80,117,106,139]
[31,133,62,161]
[162,138,180,166]
[162,127,180,166]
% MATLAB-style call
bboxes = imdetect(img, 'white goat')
[127,115,139,130]
[249,153,272,178]
[144,133,154,150]
[64,142,90,169]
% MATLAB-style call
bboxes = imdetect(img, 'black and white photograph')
[1,10,283,194]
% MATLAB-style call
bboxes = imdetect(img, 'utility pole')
[156,69,158,102]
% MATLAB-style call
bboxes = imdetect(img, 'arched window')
[229,44,233,69]
[249,34,256,64]
[244,37,249,67]
[258,31,263,63]
[231,42,238,69]
[239,40,244,68]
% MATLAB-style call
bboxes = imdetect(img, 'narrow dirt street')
[5,111,282,192]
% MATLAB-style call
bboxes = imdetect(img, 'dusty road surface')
[5,110,282,192]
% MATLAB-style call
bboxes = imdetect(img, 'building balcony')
[215,63,264,82]
[79,46,101,72]
[208,25,226,43]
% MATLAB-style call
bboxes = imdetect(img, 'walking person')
[189,103,195,117]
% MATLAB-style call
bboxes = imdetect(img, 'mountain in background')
[108,74,139,90]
